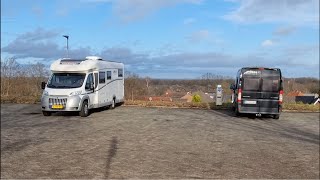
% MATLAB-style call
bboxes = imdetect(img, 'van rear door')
[241,70,261,113]
[259,69,281,114]
[241,68,281,114]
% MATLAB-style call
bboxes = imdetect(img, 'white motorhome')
[41,56,124,117]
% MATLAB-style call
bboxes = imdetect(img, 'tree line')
[1,58,319,103]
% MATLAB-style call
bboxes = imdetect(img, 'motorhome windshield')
[47,73,86,89]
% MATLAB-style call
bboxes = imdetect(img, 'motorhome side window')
[99,72,105,84]
[107,71,111,80]
[85,73,94,90]
[118,69,123,77]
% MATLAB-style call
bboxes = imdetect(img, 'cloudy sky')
[1,0,319,78]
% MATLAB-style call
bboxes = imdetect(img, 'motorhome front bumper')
[41,95,81,111]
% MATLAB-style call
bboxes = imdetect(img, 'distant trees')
[283,77,320,94]
[1,57,20,96]
[124,72,146,100]
[1,57,49,98]
[1,58,319,103]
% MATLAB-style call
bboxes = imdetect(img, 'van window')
[243,78,260,91]
[85,73,93,90]
[262,78,279,92]
[118,69,123,77]
[99,72,105,84]
[261,70,281,92]
[107,71,111,80]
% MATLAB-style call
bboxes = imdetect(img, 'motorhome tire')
[42,111,51,116]
[80,101,89,117]
[111,99,115,109]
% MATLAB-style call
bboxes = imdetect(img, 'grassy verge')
[124,100,233,110]
[1,96,319,112]
[1,95,41,104]
[282,103,319,112]
[124,100,319,112]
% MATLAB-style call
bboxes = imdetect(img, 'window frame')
[85,73,94,91]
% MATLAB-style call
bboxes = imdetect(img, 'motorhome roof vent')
[85,56,103,61]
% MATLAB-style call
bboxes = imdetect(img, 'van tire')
[43,111,51,116]
[273,114,280,119]
[235,106,240,117]
[80,101,89,117]
[111,99,115,109]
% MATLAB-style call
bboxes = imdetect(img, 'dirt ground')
[1,103,319,179]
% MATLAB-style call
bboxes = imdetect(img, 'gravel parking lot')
[1,103,319,179]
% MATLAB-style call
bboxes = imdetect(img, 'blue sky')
[1,0,319,79]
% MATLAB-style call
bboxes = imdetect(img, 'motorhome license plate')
[52,105,64,109]
[244,100,256,105]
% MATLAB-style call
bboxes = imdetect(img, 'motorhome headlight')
[43,91,49,96]
[69,90,82,96]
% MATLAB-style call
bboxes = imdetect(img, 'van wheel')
[80,101,89,117]
[273,114,280,119]
[43,111,51,116]
[111,99,115,109]
[235,107,240,117]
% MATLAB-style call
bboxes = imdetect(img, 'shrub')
[192,94,201,103]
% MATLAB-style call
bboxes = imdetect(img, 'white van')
[41,56,124,117]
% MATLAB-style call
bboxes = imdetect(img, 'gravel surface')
[1,103,319,179]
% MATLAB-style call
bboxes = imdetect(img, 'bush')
[192,94,201,103]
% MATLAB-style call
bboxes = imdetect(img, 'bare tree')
[124,72,146,100]
[1,57,20,96]
[145,76,151,95]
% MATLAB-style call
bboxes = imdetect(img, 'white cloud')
[224,0,319,26]
[261,39,274,47]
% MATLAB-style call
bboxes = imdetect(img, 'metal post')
[63,35,69,57]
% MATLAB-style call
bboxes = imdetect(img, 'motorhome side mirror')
[41,82,46,89]
[230,84,235,90]
[90,83,94,91]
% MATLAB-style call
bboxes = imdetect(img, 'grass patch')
[282,103,319,112]
[1,95,41,104]
[2,97,319,112]
[124,100,319,112]
[124,100,232,110]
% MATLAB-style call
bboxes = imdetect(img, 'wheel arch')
[80,95,90,109]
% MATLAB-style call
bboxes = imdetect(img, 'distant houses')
[287,90,319,105]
